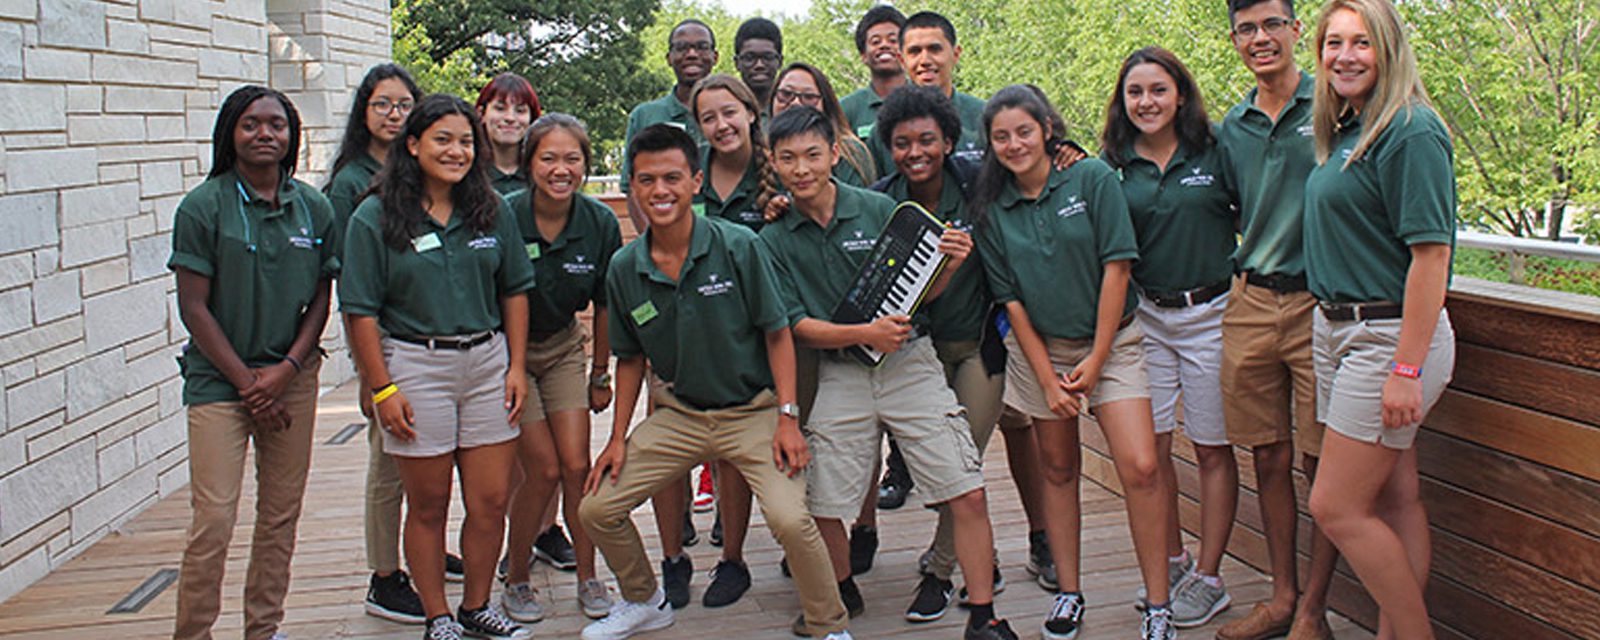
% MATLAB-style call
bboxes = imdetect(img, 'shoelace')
[1050,593,1085,622]
[428,619,463,640]
[469,607,521,634]
[1143,608,1174,638]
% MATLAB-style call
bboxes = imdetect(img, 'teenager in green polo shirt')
[577,124,851,640]
[771,63,879,188]
[1304,3,1456,638]
[1213,1,1340,638]
[733,18,783,110]
[325,64,420,238]
[169,85,339,640]
[476,73,542,196]
[840,5,907,136]
[760,107,1016,640]
[692,74,778,232]
[620,19,718,233]
[340,95,537,640]
[899,12,987,153]
[970,85,1173,640]
[1101,47,1240,630]
[498,114,622,623]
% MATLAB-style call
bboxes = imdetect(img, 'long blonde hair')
[1311,0,1434,167]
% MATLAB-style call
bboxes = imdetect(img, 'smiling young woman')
[476,73,543,196]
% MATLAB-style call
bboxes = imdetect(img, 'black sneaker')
[848,524,878,576]
[456,604,530,639]
[839,576,865,618]
[681,511,699,547]
[904,573,954,622]
[876,467,913,510]
[445,553,465,583]
[710,513,724,547]
[965,618,1020,640]
[1027,530,1058,591]
[957,566,1007,605]
[366,570,427,624]
[533,525,577,571]
[1042,592,1086,640]
[661,554,693,609]
[702,560,751,607]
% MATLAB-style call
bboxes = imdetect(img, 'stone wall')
[0,0,389,603]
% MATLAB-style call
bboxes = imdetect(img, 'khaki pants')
[364,411,403,574]
[578,390,848,635]
[923,339,1003,580]
[175,360,321,640]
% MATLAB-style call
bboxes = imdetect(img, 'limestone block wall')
[0,0,388,603]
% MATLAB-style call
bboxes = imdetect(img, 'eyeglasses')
[774,88,823,106]
[670,41,714,54]
[1232,16,1293,39]
[737,52,779,65]
[369,99,414,116]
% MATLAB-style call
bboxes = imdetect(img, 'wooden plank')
[1451,343,1600,425]
[1425,389,1600,482]
[1420,479,1600,592]
[1415,430,1600,533]
[1424,573,1578,640]
[1430,531,1600,635]
[1446,296,1600,370]
[1448,278,1600,327]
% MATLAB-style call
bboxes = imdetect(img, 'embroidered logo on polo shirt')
[840,228,875,253]
[1297,124,1315,137]
[1179,166,1216,187]
[737,210,763,223]
[696,272,736,297]
[467,235,499,250]
[1057,195,1088,218]
[563,254,596,275]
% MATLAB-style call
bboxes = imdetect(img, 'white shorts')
[1136,293,1229,446]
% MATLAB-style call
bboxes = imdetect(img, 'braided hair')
[690,74,783,213]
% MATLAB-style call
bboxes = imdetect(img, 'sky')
[714,0,815,18]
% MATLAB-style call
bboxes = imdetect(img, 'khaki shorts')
[380,332,517,457]
[1220,275,1323,453]
[804,337,985,518]
[1137,293,1229,446]
[1313,309,1455,450]
[1003,320,1151,420]
[521,322,590,425]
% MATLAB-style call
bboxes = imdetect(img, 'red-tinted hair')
[475,73,542,117]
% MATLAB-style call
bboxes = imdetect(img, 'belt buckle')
[1352,304,1366,322]
[1183,290,1196,306]
[427,337,439,350]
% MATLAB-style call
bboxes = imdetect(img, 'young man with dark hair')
[734,17,783,110]
[578,124,851,640]
[621,19,718,232]
[758,107,1017,640]
[1212,1,1338,639]
[899,11,986,144]
[840,5,908,136]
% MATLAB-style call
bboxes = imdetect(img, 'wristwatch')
[589,372,612,388]
[778,402,801,420]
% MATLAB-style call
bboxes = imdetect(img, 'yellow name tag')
[412,233,442,253]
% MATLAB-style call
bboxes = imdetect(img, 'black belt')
[1143,280,1230,308]
[392,331,496,350]
[1244,270,1307,293]
[1319,302,1403,322]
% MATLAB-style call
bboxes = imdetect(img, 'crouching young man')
[578,124,851,640]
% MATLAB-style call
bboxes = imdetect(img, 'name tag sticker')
[692,202,706,217]
[412,233,442,253]
[630,300,659,326]
[288,236,315,249]
[525,242,542,260]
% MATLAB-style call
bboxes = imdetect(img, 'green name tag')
[692,202,706,217]
[630,300,658,326]
[857,124,874,139]
[525,242,541,260]
[411,232,442,253]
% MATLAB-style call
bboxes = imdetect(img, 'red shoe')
[693,464,715,513]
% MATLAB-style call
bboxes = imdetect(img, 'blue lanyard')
[235,180,319,253]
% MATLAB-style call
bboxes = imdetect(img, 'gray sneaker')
[1135,554,1195,610]
[1170,575,1230,628]
[579,578,613,619]
[499,582,546,623]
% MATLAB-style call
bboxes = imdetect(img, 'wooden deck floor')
[0,378,1373,639]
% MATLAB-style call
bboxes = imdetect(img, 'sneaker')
[424,615,465,640]
[660,554,692,609]
[1042,592,1086,640]
[581,589,675,640]
[534,525,578,571]
[499,582,546,623]
[693,464,716,512]
[876,467,913,510]
[822,633,855,640]
[839,577,865,618]
[457,604,531,640]
[710,513,724,547]
[366,570,427,624]
[957,566,1006,605]
[1170,574,1230,628]
[1142,606,1177,640]
[681,511,699,547]
[702,560,751,608]
[905,574,954,622]
[965,618,1021,640]
[1136,553,1195,610]
[445,553,466,583]
[1026,531,1058,591]
[579,578,613,619]
[848,525,878,576]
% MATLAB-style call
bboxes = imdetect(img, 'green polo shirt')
[169,171,341,404]
[1111,140,1237,294]
[952,90,987,141]
[881,168,990,341]
[507,190,624,338]
[758,182,913,329]
[325,154,381,243]
[620,91,704,193]
[489,165,529,197]
[1305,106,1456,304]
[340,196,536,337]
[842,87,886,137]
[607,216,790,409]
[696,147,767,231]
[1218,71,1317,278]
[978,160,1139,340]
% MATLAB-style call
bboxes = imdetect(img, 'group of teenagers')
[166,0,1460,639]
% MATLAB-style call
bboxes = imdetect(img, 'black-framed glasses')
[670,41,714,54]
[774,88,822,106]
[1232,16,1293,38]
[737,52,780,65]
[369,99,414,116]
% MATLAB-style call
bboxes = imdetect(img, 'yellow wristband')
[372,384,399,405]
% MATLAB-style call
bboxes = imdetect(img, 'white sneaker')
[581,588,675,640]
[579,578,614,619]
[499,582,546,623]
[822,633,855,640]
